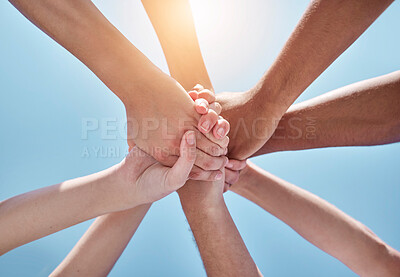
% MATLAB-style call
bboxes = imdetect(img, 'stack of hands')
[2,0,400,276]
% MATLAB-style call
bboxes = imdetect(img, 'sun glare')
[189,0,222,35]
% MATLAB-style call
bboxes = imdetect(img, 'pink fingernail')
[186,131,195,145]
[217,128,225,138]
[201,121,210,132]
[226,162,233,168]
[215,172,223,180]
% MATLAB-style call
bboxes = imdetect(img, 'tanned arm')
[217,0,394,159]
[231,161,400,277]
[254,70,400,155]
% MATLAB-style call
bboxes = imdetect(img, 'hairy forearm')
[180,194,260,277]
[231,162,400,276]
[254,0,393,112]
[142,0,212,90]
[0,166,122,255]
[254,71,400,155]
[9,0,165,104]
[51,204,150,276]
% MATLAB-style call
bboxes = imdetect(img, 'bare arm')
[0,166,122,255]
[179,178,260,277]
[141,0,212,91]
[218,0,394,160]
[1,131,195,259]
[9,0,226,166]
[47,131,197,276]
[231,162,400,277]
[254,70,400,155]
[50,205,150,276]
[9,0,158,104]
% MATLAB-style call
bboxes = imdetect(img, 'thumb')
[165,130,196,189]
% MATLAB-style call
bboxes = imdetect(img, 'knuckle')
[219,136,229,148]
[203,159,214,170]
[211,145,221,156]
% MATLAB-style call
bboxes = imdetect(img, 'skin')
[253,70,400,155]
[50,205,151,276]
[51,1,255,275]
[178,178,260,277]
[140,1,261,275]
[50,115,231,276]
[217,0,394,160]
[8,0,228,171]
[141,0,212,91]
[230,161,400,277]
[0,131,197,256]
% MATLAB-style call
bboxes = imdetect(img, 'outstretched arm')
[141,0,212,91]
[50,205,150,276]
[254,70,400,155]
[1,131,196,256]
[9,0,226,167]
[231,162,400,277]
[217,0,394,159]
[178,179,261,277]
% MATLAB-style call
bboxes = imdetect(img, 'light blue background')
[1,0,399,276]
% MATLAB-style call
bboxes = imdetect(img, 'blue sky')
[1,0,399,276]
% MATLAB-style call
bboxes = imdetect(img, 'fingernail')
[217,127,225,138]
[201,121,210,132]
[215,172,223,180]
[186,131,195,145]
[226,161,233,168]
[199,102,207,109]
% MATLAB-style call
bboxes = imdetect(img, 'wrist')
[229,163,257,195]
[91,164,139,214]
[178,187,225,214]
[251,63,303,117]
[181,196,226,217]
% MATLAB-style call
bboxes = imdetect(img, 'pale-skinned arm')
[0,131,197,256]
[8,0,227,167]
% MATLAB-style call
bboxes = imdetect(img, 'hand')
[180,85,247,206]
[216,90,285,160]
[115,130,198,209]
[125,75,229,171]
[188,84,229,139]
[188,84,248,191]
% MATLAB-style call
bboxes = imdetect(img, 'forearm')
[254,71,400,155]
[180,190,260,277]
[0,166,122,255]
[231,162,400,276]
[9,0,166,104]
[142,0,212,90]
[51,204,150,276]
[253,0,393,112]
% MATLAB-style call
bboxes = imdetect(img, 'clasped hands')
[110,82,248,214]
